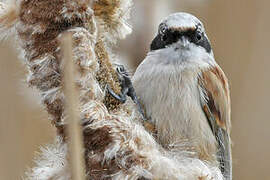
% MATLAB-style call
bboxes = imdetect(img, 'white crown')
[161,12,204,31]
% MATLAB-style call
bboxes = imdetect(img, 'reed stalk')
[62,33,86,180]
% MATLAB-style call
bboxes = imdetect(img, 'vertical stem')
[62,33,86,180]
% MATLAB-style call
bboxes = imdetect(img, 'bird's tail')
[217,128,232,180]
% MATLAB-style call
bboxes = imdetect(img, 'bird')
[132,12,232,180]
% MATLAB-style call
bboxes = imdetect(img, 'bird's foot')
[106,64,147,121]
[106,84,126,103]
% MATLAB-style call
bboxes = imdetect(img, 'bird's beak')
[180,36,190,47]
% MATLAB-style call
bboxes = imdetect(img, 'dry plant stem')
[62,33,86,180]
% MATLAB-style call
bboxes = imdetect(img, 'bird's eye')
[194,31,203,42]
[159,26,168,41]
[159,25,167,35]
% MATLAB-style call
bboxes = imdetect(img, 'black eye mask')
[150,28,212,53]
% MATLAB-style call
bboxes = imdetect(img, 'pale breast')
[133,64,217,161]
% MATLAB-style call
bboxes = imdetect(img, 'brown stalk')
[61,33,86,180]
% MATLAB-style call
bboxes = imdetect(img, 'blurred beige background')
[1,0,270,179]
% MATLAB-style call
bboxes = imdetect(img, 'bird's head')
[150,12,214,65]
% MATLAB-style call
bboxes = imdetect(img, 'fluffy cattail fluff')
[93,0,133,42]
[0,0,224,179]
[0,0,18,39]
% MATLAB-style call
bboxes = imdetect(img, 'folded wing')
[199,65,232,180]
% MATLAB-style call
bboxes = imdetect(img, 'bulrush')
[0,1,224,179]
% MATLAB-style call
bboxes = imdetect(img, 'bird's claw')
[106,84,126,103]
[105,64,147,121]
